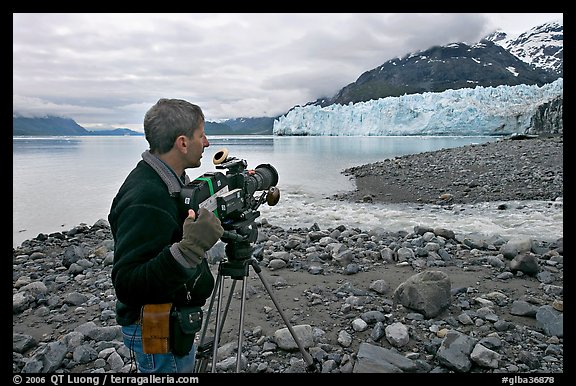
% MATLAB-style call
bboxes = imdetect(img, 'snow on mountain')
[487,20,563,75]
[273,78,563,136]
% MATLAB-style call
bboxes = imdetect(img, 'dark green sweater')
[109,160,214,326]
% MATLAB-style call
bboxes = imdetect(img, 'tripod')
[194,233,317,373]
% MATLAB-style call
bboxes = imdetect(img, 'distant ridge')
[13,115,275,136]
[13,116,90,136]
[88,128,144,136]
[12,116,143,136]
[205,117,275,135]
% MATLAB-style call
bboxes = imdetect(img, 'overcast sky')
[13,13,563,131]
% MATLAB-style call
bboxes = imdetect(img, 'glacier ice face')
[273,79,563,136]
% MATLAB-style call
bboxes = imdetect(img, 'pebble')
[13,216,563,374]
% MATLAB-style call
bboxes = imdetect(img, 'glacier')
[273,78,563,136]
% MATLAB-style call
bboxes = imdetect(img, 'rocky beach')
[13,135,563,374]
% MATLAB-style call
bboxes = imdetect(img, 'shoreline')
[335,135,562,206]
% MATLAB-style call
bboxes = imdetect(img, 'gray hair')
[144,98,205,153]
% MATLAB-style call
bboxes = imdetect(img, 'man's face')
[186,123,209,168]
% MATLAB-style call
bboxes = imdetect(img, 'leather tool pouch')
[170,305,203,356]
[141,303,172,354]
[140,303,203,356]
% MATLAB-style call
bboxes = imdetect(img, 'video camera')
[180,148,280,243]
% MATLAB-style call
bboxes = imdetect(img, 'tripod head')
[221,211,259,243]
[213,212,261,280]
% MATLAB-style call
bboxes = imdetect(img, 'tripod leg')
[219,280,237,334]
[194,271,219,373]
[197,271,221,346]
[195,271,230,373]
[209,275,240,372]
[250,259,317,371]
[210,274,227,372]
[236,278,249,372]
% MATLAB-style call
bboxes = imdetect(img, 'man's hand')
[177,208,224,267]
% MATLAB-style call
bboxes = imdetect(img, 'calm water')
[13,135,563,247]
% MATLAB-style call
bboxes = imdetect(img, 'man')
[109,98,224,373]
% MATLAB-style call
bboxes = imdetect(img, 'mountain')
[486,21,563,75]
[303,20,562,110]
[205,117,276,135]
[13,115,273,136]
[12,116,143,136]
[311,41,559,108]
[13,116,90,136]
[88,128,144,136]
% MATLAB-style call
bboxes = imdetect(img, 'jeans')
[121,324,197,373]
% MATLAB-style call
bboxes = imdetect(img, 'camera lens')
[246,164,278,194]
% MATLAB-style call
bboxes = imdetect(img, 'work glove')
[174,208,224,268]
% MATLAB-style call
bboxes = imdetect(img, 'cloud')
[12,13,562,131]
